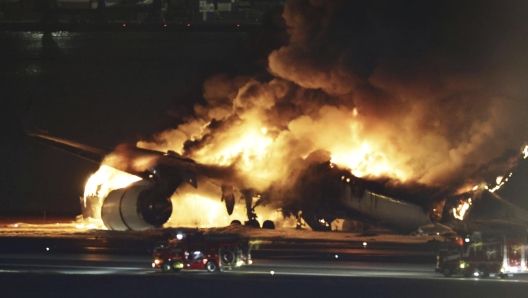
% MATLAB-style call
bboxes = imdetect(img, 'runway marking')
[0,263,145,271]
[221,269,528,283]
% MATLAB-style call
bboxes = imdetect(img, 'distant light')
[363,242,367,246]
[176,233,183,240]
[56,223,59,225]
[270,271,275,276]
[335,254,338,258]
[122,24,126,27]
[46,247,49,251]
[164,24,167,27]
[473,272,479,276]
[187,24,190,27]
[14,224,18,228]
[236,24,240,27]
[465,238,470,243]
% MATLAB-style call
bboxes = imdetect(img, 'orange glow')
[453,200,471,220]
[83,165,141,202]
[80,165,141,229]
[166,193,291,228]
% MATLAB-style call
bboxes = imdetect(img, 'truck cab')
[152,232,251,273]
[436,229,527,278]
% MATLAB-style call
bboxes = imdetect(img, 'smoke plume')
[138,0,528,211]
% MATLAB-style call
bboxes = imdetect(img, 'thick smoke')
[139,0,528,212]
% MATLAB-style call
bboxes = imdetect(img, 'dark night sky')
[1,0,528,218]
[0,31,254,217]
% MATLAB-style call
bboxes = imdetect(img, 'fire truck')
[152,232,252,273]
[436,228,527,278]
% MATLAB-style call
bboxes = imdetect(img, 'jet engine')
[101,180,173,231]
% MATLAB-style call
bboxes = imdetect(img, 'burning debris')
[77,0,528,231]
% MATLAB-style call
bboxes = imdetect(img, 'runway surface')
[1,252,528,298]
[0,223,527,297]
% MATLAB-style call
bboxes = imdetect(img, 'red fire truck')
[436,229,527,278]
[152,232,252,273]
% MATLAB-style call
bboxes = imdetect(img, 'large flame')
[167,193,290,228]
[80,165,141,229]
[81,0,528,229]
[83,165,141,202]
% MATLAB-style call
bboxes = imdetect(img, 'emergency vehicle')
[436,228,527,278]
[152,232,252,273]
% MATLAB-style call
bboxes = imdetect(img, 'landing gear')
[245,219,260,228]
[262,220,275,229]
[230,220,242,225]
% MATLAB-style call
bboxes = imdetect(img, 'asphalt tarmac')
[1,252,528,298]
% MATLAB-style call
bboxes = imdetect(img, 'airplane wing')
[26,116,240,231]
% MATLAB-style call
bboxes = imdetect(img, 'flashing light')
[176,233,183,240]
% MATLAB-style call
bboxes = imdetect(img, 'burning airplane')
[27,0,528,234]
